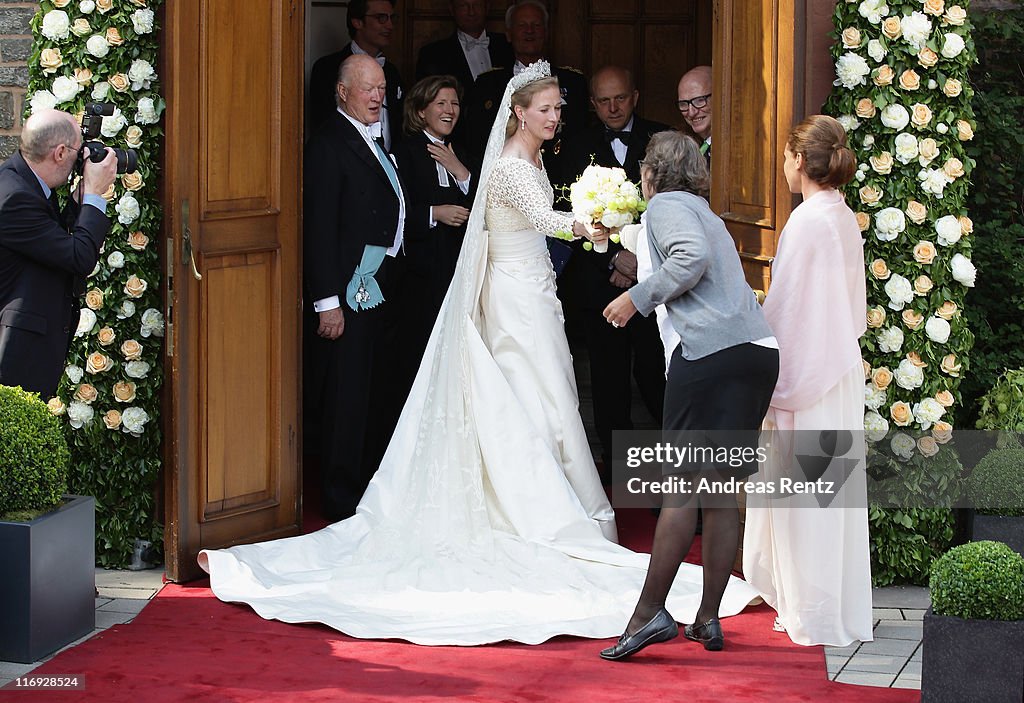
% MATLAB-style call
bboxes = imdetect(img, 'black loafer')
[684,617,724,651]
[599,608,679,661]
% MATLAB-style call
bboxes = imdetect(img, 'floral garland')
[824,0,976,583]
[27,0,164,566]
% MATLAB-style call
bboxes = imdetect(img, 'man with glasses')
[677,65,713,167]
[308,0,404,148]
[557,65,670,478]
[0,108,117,397]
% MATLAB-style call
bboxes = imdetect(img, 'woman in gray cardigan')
[599,131,779,661]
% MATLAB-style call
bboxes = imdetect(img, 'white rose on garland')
[135,97,160,125]
[117,300,136,319]
[950,253,976,287]
[79,0,95,13]
[132,8,155,34]
[75,307,97,337]
[107,250,125,268]
[925,316,952,344]
[85,34,110,58]
[880,104,910,130]
[865,411,890,442]
[121,406,150,436]
[901,12,933,50]
[115,192,141,224]
[100,107,126,137]
[941,33,965,59]
[874,207,906,241]
[835,53,871,89]
[865,383,887,410]
[877,326,905,353]
[125,360,151,379]
[65,364,84,384]
[894,358,925,390]
[919,168,951,197]
[913,398,946,429]
[50,75,81,103]
[128,59,157,91]
[30,89,58,113]
[91,80,109,100]
[41,10,71,41]
[858,0,889,24]
[935,215,962,246]
[67,400,95,429]
[867,39,887,62]
[140,308,165,338]
[890,432,916,459]
[884,274,914,310]
[893,133,919,164]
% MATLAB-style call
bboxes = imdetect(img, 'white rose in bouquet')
[950,253,976,287]
[125,360,151,378]
[65,364,84,384]
[837,115,861,132]
[890,432,916,459]
[135,97,160,125]
[107,250,125,268]
[80,0,96,13]
[116,192,141,224]
[117,300,136,319]
[120,406,150,436]
[129,59,157,91]
[100,108,127,137]
[51,76,81,104]
[140,308,165,338]
[91,81,110,100]
[858,0,889,24]
[919,168,951,197]
[913,398,946,429]
[865,383,887,411]
[567,165,645,254]
[867,39,887,62]
[67,400,95,429]
[132,8,155,34]
[935,215,961,246]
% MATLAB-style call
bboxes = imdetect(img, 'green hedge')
[0,385,70,520]
[930,540,1024,620]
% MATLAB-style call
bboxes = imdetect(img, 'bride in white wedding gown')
[199,61,758,645]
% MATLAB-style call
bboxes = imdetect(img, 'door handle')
[181,199,202,281]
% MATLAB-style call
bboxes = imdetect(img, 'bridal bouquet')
[559,165,646,253]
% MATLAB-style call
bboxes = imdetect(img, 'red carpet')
[20,508,918,703]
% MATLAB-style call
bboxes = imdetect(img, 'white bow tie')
[463,34,489,49]
[367,122,383,139]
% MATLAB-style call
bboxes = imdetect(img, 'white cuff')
[456,175,471,195]
[313,295,341,313]
[429,206,437,228]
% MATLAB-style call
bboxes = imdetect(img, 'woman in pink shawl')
[742,115,874,646]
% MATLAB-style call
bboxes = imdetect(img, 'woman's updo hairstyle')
[505,76,560,139]
[786,114,857,189]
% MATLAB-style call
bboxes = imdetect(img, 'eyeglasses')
[677,93,711,111]
[365,12,397,24]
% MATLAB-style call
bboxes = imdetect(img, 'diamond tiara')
[508,59,552,92]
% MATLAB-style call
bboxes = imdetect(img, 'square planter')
[970,512,1024,558]
[922,607,1024,702]
[0,495,95,663]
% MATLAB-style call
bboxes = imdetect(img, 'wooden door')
[163,0,304,581]
[710,0,800,293]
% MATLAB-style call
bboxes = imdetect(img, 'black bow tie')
[605,129,631,145]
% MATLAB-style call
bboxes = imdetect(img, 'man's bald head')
[21,109,79,164]
[590,65,638,131]
[677,65,712,140]
[337,54,387,125]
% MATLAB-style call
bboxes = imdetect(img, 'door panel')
[711,0,799,293]
[164,0,303,582]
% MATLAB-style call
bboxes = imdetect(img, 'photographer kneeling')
[0,108,119,398]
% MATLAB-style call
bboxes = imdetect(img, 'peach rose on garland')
[932,420,953,444]
[956,119,974,141]
[874,65,895,86]
[105,27,124,46]
[128,231,149,251]
[47,397,67,416]
[74,383,98,403]
[890,401,914,427]
[40,48,62,74]
[112,380,137,403]
[918,47,939,68]
[85,288,104,310]
[860,185,883,207]
[917,436,940,457]
[881,16,902,39]
[942,79,962,98]
[97,326,116,346]
[943,157,965,179]
[907,351,928,368]
[103,409,122,430]
[913,241,937,264]
[870,258,891,280]
[121,339,143,361]
[905,200,928,225]
[934,390,955,408]
[902,309,924,330]
[943,5,967,25]
[940,354,961,376]
[125,274,148,298]
[866,306,886,328]
[86,351,113,374]
[936,301,958,320]
[842,27,862,48]
[855,212,870,232]
[871,366,893,390]
[914,275,934,296]
[870,151,893,174]
[923,0,945,16]
[958,215,973,236]
[899,70,921,91]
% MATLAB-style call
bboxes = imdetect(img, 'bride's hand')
[427,142,471,182]
[573,220,609,246]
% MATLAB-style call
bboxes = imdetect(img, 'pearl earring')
[521,119,526,131]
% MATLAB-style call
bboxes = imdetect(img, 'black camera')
[77,102,138,175]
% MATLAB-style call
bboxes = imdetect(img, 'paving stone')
[892,674,922,690]
[834,671,897,687]
[96,586,158,600]
[95,610,134,629]
[872,607,904,620]
[844,653,907,675]
[910,645,922,662]
[95,567,165,591]
[901,608,926,621]
[873,620,924,641]
[826,654,847,676]
[825,642,861,657]
[900,660,922,677]
[872,585,931,609]
[98,598,150,615]
[857,637,919,657]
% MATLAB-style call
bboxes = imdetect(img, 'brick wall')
[0,3,35,159]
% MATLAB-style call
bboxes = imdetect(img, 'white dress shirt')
[313,108,406,314]
[424,131,471,227]
[350,41,394,149]
[457,30,492,82]
[608,116,633,166]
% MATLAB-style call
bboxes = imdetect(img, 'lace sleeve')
[489,158,576,236]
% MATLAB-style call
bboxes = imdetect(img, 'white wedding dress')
[199,63,758,645]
